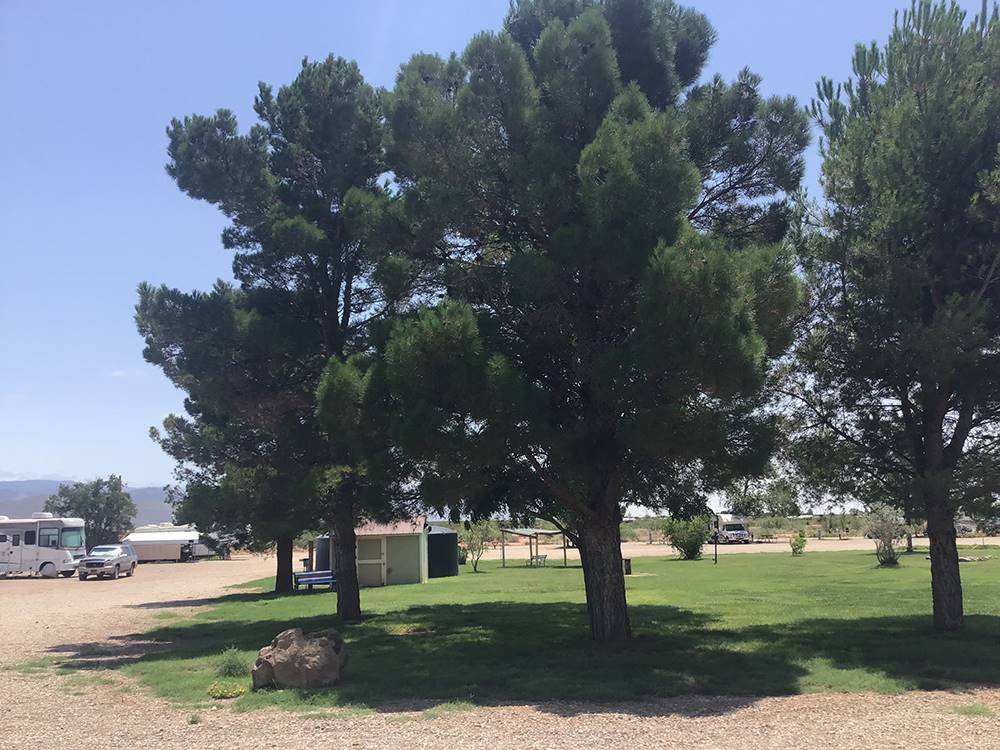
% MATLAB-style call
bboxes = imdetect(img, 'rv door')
[0,532,10,574]
[2,532,23,573]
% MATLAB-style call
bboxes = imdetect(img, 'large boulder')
[251,627,348,690]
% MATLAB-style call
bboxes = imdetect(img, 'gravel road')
[1,554,997,750]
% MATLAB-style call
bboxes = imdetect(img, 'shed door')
[356,537,385,587]
[386,535,420,585]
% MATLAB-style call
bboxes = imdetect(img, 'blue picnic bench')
[293,570,336,591]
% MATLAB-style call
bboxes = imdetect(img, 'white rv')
[711,513,752,544]
[0,513,87,577]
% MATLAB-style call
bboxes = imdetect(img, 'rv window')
[0,534,6,543]
[24,531,36,545]
[61,528,84,549]
[12,534,20,547]
[39,528,59,548]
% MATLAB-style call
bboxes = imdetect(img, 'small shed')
[123,524,213,562]
[327,517,429,587]
[427,526,460,578]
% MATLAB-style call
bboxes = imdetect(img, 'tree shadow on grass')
[44,588,1000,717]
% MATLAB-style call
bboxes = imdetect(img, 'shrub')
[207,680,247,700]
[866,505,904,566]
[459,520,498,572]
[187,714,202,725]
[790,530,807,556]
[215,646,250,678]
[457,547,468,565]
[666,517,710,560]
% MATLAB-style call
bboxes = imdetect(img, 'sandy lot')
[484,536,1000,562]
[1,553,998,750]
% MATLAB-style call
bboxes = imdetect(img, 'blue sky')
[0,0,984,487]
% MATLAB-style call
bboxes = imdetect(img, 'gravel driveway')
[1,555,998,750]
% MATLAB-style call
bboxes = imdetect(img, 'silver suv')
[78,544,139,580]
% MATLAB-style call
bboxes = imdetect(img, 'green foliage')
[45,476,137,548]
[215,646,250,678]
[383,0,808,640]
[142,55,425,600]
[459,520,499,572]
[790,1,1000,628]
[665,516,710,560]
[867,506,904,567]
[790,530,807,556]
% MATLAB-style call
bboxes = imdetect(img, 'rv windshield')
[60,528,85,548]
[723,524,746,532]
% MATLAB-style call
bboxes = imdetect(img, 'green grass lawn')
[74,549,1000,711]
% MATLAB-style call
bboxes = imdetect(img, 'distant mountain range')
[0,480,173,526]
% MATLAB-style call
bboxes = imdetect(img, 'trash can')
[622,558,632,575]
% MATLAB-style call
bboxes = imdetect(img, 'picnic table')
[529,554,547,567]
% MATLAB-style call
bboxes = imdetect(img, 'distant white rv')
[0,513,86,577]
[123,524,214,562]
[711,513,752,544]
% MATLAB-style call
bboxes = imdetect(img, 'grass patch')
[117,552,1000,712]
[6,656,63,675]
[949,703,995,717]
[215,645,251,678]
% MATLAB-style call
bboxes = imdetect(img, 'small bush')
[215,646,250,678]
[207,680,247,700]
[187,713,202,725]
[866,505,904,566]
[457,547,468,565]
[666,517,710,560]
[790,530,807,556]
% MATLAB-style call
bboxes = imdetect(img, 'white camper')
[0,513,86,577]
[711,513,752,544]
[123,524,213,562]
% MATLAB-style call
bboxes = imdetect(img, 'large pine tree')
[381,0,808,641]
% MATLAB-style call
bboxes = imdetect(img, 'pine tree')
[381,0,808,641]
[789,0,1000,631]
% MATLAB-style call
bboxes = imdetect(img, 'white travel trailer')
[0,513,87,577]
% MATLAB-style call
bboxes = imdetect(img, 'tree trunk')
[926,501,963,631]
[906,532,913,554]
[577,518,631,642]
[331,501,362,622]
[274,535,294,594]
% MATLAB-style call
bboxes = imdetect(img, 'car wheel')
[39,563,58,579]
[78,572,88,581]
[127,563,136,577]
[111,565,119,580]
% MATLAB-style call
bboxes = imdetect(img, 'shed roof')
[502,527,563,538]
[356,516,426,537]
[428,525,457,535]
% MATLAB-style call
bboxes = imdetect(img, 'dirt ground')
[483,536,1000,562]
[2,554,999,750]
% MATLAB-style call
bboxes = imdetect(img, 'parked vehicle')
[0,513,86,578]
[711,514,752,544]
[78,544,139,580]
